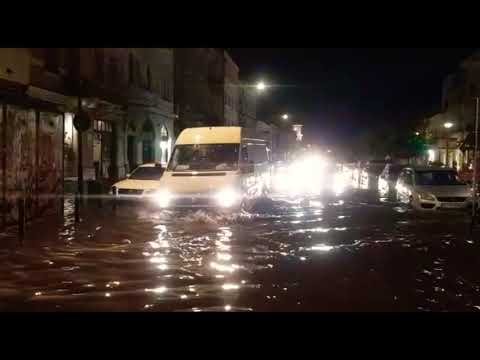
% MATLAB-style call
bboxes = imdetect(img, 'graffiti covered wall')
[0,104,63,226]
[5,106,36,223]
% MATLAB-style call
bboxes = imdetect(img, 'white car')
[395,166,473,211]
[111,163,165,201]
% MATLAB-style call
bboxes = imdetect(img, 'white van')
[151,127,272,210]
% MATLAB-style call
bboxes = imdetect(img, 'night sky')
[228,48,476,149]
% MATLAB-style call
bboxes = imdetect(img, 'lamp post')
[444,122,454,167]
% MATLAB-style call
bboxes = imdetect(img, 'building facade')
[0,48,176,226]
[174,48,224,132]
[61,48,175,182]
[224,51,240,126]
[174,48,242,130]
[428,51,480,169]
[125,48,174,173]
[0,48,66,226]
[239,83,257,129]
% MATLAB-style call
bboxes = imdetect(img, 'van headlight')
[153,190,172,208]
[215,189,241,208]
[418,191,435,201]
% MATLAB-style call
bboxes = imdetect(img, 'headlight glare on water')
[154,190,172,208]
[216,189,241,208]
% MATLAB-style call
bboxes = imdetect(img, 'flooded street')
[1,189,480,312]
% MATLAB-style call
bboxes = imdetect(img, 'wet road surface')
[1,189,480,312]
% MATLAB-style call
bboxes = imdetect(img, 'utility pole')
[73,80,91,223]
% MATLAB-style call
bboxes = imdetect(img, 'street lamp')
[282,114,289,120]
[443,122,454,167]
[256,81,267,92]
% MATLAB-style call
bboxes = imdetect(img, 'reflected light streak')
[150,256,167,264]
[210,261,237,273]
[311,244,334,252]
[145,286,167,294]
[217,253,232,261]
[222,283,240,291]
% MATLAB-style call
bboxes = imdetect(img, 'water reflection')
[0,189,477,311]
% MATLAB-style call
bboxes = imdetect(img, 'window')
[94,120,112,133]
[45,48,60,73]
[470,83,479,97]
[107,58,119,86]
[95,48,104,82]
[147,65,152,90]
[136,59,142,87]
[129,53,134,85]
[241,145,249,162]
[161,80,172,101]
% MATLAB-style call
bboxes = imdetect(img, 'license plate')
[441,202,464,209]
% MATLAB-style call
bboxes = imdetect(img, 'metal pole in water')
[75,95,84,224]
[472,97,479,225]
[18,193,25,239]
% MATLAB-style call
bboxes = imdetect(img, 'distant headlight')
[418,192,436,201]
[153,190,172,208]
[215,189,241,208]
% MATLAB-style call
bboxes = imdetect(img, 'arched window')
[159,125,170,165]
[129,53,134,85]
[160,125,168,141]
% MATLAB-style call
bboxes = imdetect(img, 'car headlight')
[153,190,172,208]
[215,189,241,208]
[418,191,435,201]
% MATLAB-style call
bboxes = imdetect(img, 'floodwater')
[0,188,479,312]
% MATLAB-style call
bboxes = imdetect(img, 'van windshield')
[168,144,239,172]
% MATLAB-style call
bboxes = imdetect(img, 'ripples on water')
[0,190,479,312]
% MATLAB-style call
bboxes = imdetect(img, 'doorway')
[127,135,136,171]
[142,119,155,164]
